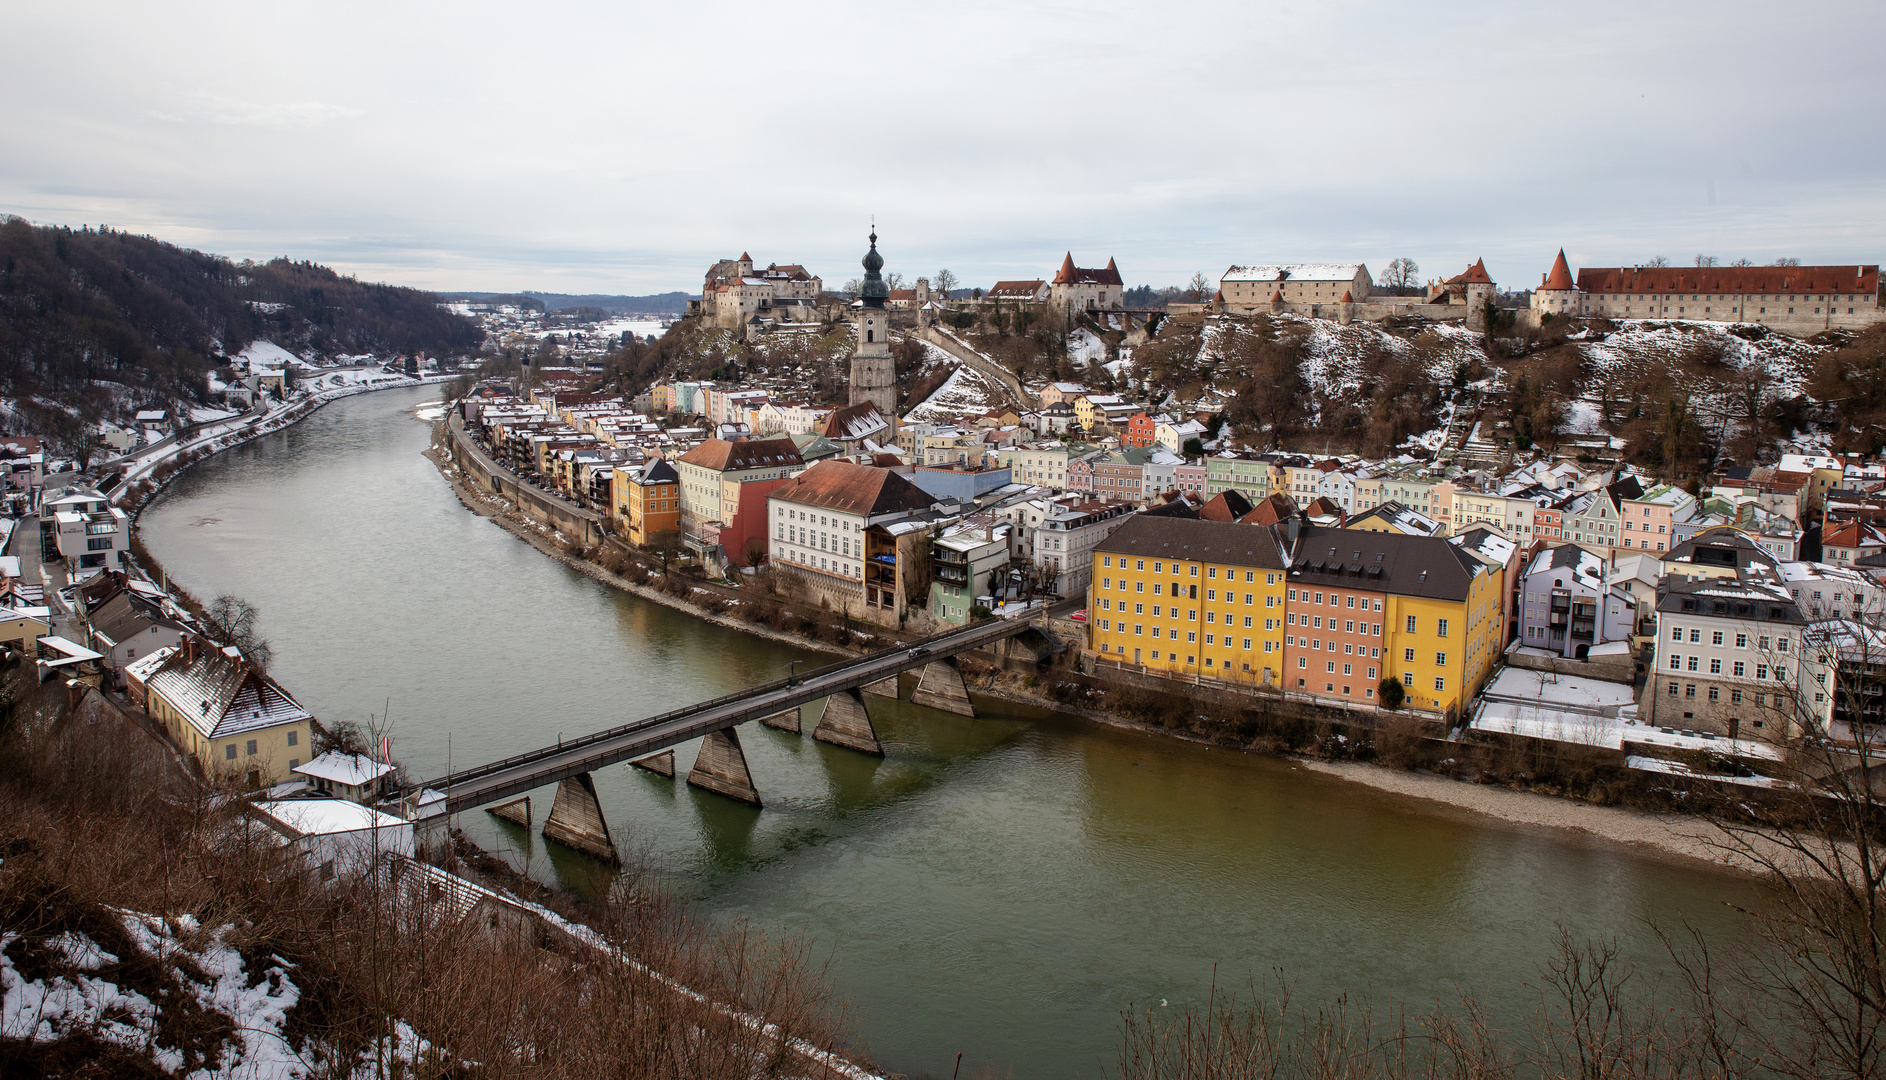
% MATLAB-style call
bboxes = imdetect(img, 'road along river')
[139,384,1766,1078]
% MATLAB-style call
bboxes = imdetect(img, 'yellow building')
[1087,517,1291,684]
[126,638,314,788]
[616,459,682,546]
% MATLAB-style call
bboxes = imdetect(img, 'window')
[1406,615,1417,633]
[1435,652,1447,666]
[1757,664,1769,679]
[1712,632,1723,646]
[286,731,297,747]
[1403,672,1414,687]
[1327,661,1336,673]
[1685,684,1697,698]
[1405,647,1416,662]
[1669,655,1682,670]
[1299,657,1308,669]
[1735,633,1747,648]
[1690,629,1701,643]
[1733,661,1745,677]
[1730,689,1743,704]
[1669,682,1680,696]
[1433,677,1446,692]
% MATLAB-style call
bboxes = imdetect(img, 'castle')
[693,253,822,331]
[1531,249,1882,335]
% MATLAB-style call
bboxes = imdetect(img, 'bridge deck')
[423,617,1037,815]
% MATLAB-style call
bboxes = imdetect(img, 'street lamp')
[784,659,803,687]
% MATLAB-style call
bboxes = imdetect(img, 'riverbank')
[420,409,1811,881]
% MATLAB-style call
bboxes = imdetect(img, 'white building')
[251,799,414,879]
[1647,576,1830,741]
[1516,544,1636,659]
[41,486,129,570]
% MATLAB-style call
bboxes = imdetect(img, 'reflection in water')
[139,386,1767,1078]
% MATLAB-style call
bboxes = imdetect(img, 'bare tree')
[933,268,958,298]
[841,277,862,299]
[203,594,272,667]
[1646,255,1673,267]
[1731,257,1756,267]
[1186,272,1213,302]
[885,271,906,291]
[1379,257,1421,296]
[1696,254,1720,267]
[646,529,685,574]
[1775,257,1802,267]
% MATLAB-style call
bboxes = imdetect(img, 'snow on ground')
[304,367,415,393]
[1198,315,1485,398]
[903,363,1000,424]
[1067,327,1107,370]
[1576,321,1827,422]
[188,406,239,424]
[1563,399,1606,435]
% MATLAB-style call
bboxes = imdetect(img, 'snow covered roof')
[254,798,408,839]
[293,751,396,787]
[1222,263,1364,283]
[135,641,312,740]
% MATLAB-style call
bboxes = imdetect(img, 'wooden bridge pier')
[541,772,621,863]
[814,688,884,756]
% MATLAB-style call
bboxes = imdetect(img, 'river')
[139,384,1764,1078]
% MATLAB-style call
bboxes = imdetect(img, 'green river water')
[138,385,1765,1077]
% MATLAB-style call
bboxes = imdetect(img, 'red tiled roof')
[1198,490,1254,523]
[1237,493,1297,527]
[1542,249,1576,291]
[1052,252,1123,287]
[1447,258,1493,285]
[1576,264,1879,296]
[986,280,1045,299]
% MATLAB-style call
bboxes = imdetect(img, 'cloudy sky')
[6,2,1884,296]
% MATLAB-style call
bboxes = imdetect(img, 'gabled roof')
[986,280,1046,299]
[1446,258,1493,285]
[87,590,183,646]
[768,460,934,518]
[635,458,679,486]
[293,750,396,787]
[1541,249,1577,292]
[676,436,802,472]
[1198,490,1254,523]
[820,402,891,442]
[1237,493,1297,527]
[135,641,312,740]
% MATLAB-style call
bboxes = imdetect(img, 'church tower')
[850,229,898,427]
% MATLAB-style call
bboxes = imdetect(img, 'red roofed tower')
[1532,248,1583,319]
[1054,252,1078,284]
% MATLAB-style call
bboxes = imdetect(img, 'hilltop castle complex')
[1531,249,1882,334]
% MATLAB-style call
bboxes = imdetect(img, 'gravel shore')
[1296,759,1790,875]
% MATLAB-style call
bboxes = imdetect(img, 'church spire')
[860,228,889,308]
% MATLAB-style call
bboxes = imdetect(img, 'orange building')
[617,458,680,547]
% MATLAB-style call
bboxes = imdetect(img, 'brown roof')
[1542,249,1576,291]
[1576,264,1879,296]
[1340,290,1352,303]
[1052,253,1124,287]
[677,436,802,473]
[1447,258,1493,285]
[1237,492,1297,526]
[1198,490,1254,523]
[768,460,933,517]
[820,402,890,441]
[887,288,917,301]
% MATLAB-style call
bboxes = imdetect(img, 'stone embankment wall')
[445,418,606,548]
[915,326,1035,409]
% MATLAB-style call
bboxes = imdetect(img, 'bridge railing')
[426,617,1028,794]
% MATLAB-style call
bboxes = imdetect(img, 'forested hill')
[0,216,482,403]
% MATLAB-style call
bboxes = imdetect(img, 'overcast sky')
[6,2,1884,296]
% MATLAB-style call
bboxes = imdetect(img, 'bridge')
[412,616,1049,860]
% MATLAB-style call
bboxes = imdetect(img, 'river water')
[140,385,1763,1078]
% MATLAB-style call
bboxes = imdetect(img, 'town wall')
[448,422,605,548]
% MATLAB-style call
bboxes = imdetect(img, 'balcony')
[935,565,970,586]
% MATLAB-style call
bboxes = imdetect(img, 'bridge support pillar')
[814,689,884,756]
[862,675,900,698]
[488,795,531,827]
[541,773,621,863]
[630,750,675,777]
[761,707,802,734]
[911,657,976,717]
[687,727,763,807]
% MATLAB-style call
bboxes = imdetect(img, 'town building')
[293,750,398,804]
[1088,516,1290,683]
[1646,576,1829,741]
[1515,544,1636,659]
[126,637,315,787]
[81,582,186,672]
[1031,500,1136,598]
[674,437,803,559]
[615,458,680,547]
[930,521,1015,626]
[1220,264,1373,310]
[767,460,937,623]
[40,486,130,571]
[1531,250,1882,335]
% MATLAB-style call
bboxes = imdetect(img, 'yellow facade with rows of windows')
[1376,578,1500,716]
